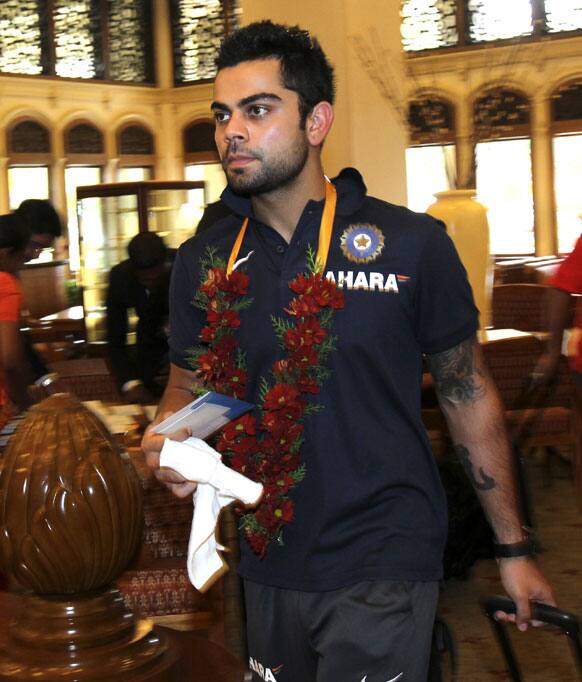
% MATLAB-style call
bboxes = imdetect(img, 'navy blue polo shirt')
[169,168,478,591]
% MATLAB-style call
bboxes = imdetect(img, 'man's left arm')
[427,335,556,630]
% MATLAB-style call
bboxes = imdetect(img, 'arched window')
[406,96,456,211]
[63,122,105,271]
[183,120,225,205]
[65,122,104,155]
[6,119,52,210]
[116,124,155,181]
[473,88,533,254]
[552,80,582,253]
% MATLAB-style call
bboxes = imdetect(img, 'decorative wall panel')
[473,88,530,140]
[552,81,582,122]
[66,123,104,154]
[118,125,155,155]
[8,120,51,154]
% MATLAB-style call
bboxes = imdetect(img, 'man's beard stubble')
[223,137,309,197]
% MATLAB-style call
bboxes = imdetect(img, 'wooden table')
[163,628,250,681]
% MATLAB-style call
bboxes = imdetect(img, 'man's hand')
[141,414,197,498]
[496,557,557,631]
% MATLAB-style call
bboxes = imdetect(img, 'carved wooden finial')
[0,394,180,680]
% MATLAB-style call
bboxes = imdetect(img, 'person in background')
[142,21,555,682]
[535,233,582,415]
[14,199,65,387]
[0,213,34,416]
[106,232,172,404]
[15,199,63,262]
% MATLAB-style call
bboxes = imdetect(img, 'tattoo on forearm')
[427,337,485,405]
[455,444,496,491]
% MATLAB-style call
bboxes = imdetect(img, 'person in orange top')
[0,213,34,415]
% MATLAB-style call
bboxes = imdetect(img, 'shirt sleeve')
[548,234,582,294]
[415,220,480,355]
[169,243,206,369]
[0,273,22,322]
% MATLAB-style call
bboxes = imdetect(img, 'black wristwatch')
[493,527,536,559]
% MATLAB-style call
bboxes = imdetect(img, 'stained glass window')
[467,0,533,42]
[172,0,240,83]
[65,123,104,155]
[118,125,155,155]
[0,0,43,75]
[184,121,216,153]
[109,0,152,82]
[545,0,582,33]
[400,0,458,51]
[8,120,51,154]
[54,0,98,79]
[0,1,152,83]
[552,81,582,123]
[473,89,530,141]
[408,97,455,144]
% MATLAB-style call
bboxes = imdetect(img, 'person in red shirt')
[0,213,34,416]
[536,233,582,414]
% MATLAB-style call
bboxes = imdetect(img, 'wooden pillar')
[152,0,180,180]
[0,158,10,214]
[456,96,475,189]
[531,93,557,256]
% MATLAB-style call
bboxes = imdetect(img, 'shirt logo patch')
[340,224,385,264]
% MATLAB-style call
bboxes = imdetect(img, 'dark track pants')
[244,579,439,682]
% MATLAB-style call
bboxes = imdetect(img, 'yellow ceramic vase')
[427,189,492,328]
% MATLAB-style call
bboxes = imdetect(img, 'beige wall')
[241,0,408,205]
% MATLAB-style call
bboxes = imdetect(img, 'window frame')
[0,0,154,85]
[403,0,582,56]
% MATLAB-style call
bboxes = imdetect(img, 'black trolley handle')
[481,595,582,682]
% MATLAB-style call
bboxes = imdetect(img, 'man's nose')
[224,111,247,142]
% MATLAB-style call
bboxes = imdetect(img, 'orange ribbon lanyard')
[226,180,337,277]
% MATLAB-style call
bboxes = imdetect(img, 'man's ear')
[306,102,334,147]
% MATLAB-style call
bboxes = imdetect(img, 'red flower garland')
[190,247,344,557]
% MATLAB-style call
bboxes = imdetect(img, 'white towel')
[159,436,263,591]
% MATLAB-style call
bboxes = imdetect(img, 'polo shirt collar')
[220,166,367,220]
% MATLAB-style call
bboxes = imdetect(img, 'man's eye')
[214,111,230,124]
[248,105,268,117]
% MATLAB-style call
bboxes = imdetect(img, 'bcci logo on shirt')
[340,224,384,264]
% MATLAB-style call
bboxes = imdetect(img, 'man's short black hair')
[216,20,335,126]
[127,232,167,270]
[0,213,31,253]
[15,199,63,238]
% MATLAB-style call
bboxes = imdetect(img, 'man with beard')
[142,21,555,682]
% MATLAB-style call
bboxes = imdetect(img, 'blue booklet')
[154,391,254,439]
